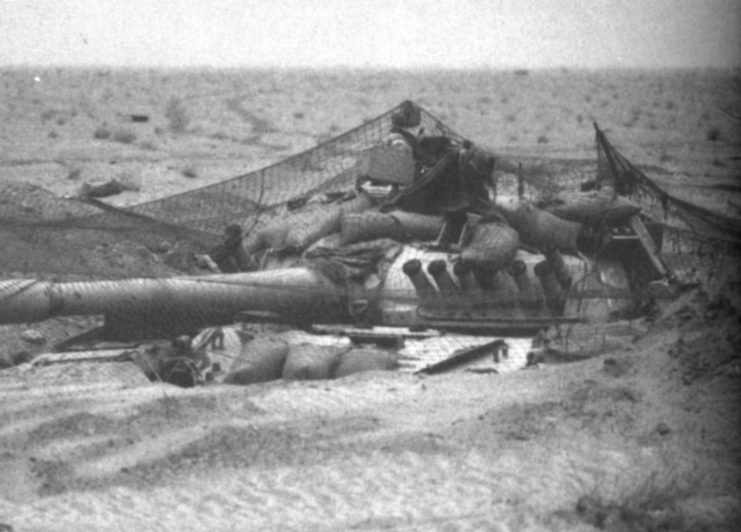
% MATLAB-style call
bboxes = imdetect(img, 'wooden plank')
[628,215,668,277]
[416,339,506,375]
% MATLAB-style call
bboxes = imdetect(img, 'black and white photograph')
[1,1,740,530]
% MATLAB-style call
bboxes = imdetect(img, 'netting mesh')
[0,102,460,278]
[593,123,741,279]
[1,101,739,364]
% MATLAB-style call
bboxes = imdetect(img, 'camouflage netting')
[1,102,461,278]
[1,101,739,349]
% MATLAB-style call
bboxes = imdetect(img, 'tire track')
[5,444,635,531]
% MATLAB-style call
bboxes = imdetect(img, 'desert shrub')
[93,125,111,140]
[706,126,721,141]
[138,140,158,151]
[47,130,59,139]
[293,111,305,119]
[181,165,198,178]
[112,128,137,144]
[537,134,549,144]
[165,97,190,134]
[67,167,82,180]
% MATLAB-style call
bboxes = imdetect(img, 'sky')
[1,0,739,69]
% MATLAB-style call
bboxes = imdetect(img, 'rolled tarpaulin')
[339,210,444,246]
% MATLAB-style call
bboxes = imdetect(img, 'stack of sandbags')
[223,339,398,385]
[339,210,443,246]
[243,193,374,255]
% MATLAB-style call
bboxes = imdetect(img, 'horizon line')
[2,63,740,73]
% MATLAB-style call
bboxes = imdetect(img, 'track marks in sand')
[6,447,626,531]
[74,425,214,479]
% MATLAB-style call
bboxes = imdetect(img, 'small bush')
[93,126,111,140]
[139,140,159,151]
[112,128,137,144]
[165,97,190,134]
[67,167,82,180]
[537,134,549,144]
[181,165,198,178]
[706,126,721,141]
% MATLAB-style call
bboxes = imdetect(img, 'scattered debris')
[417,339,506,375]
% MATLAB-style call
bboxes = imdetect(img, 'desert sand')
[0,67,740,531]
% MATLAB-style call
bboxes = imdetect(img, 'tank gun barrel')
[0,268,346,326]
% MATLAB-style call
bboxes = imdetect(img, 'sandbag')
[333,348,398,378]
[340,210,443,246]
[545,193,641,226]
[500,202,581,252]
[282,343,347,380]
[223,338,290,385]
[459,222,519,270]
[285,194,373,250]
[245,194,373,254]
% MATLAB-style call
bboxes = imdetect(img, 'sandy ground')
[1,67,740,531]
